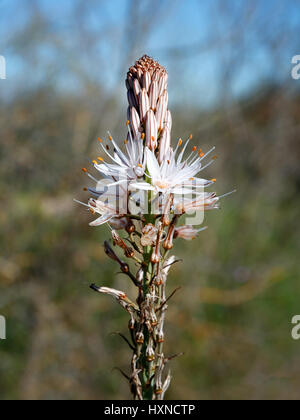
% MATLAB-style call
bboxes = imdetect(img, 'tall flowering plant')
[76,56,230,400]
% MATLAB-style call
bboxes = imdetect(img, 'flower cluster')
[77,58,223,233]
[76,55,231,400]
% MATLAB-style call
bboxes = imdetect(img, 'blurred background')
[1,0,300,400]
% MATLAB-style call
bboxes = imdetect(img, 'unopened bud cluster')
[126,55,171,163]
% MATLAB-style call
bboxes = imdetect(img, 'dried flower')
[90,285,126,300]
[141,223,158,246]
[174,225,208,240]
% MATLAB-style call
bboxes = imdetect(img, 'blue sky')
[0,0,299,107]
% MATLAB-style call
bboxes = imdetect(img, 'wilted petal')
[141,223,158,246]
[174,225,207,240]
[89,214,114,226]
[91,285,127,300]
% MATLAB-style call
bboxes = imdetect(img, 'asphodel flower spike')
[76,55,231,401]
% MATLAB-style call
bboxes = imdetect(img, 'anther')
[82,168,87,173]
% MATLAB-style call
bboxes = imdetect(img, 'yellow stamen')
[137,164,143,168]
[178,138,183,146]
[126,120,130,127]
[89,208,95,215]
[213,155,218,160]
[189,134,193,140]
[192,146,197,152]
[97,137,102,143]
[211,178,217,183]
[92,160,97,165]
[108,135,113,141]
[189,177,195,181]
[141,133,145,140]
[97,157,104,162]
[82,168,87,173]
[124,139,128,144]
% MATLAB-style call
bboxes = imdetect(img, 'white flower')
[76,129,145,225]
[94,132,145,187]
[74,193,127,226]
[130,139,217,196]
